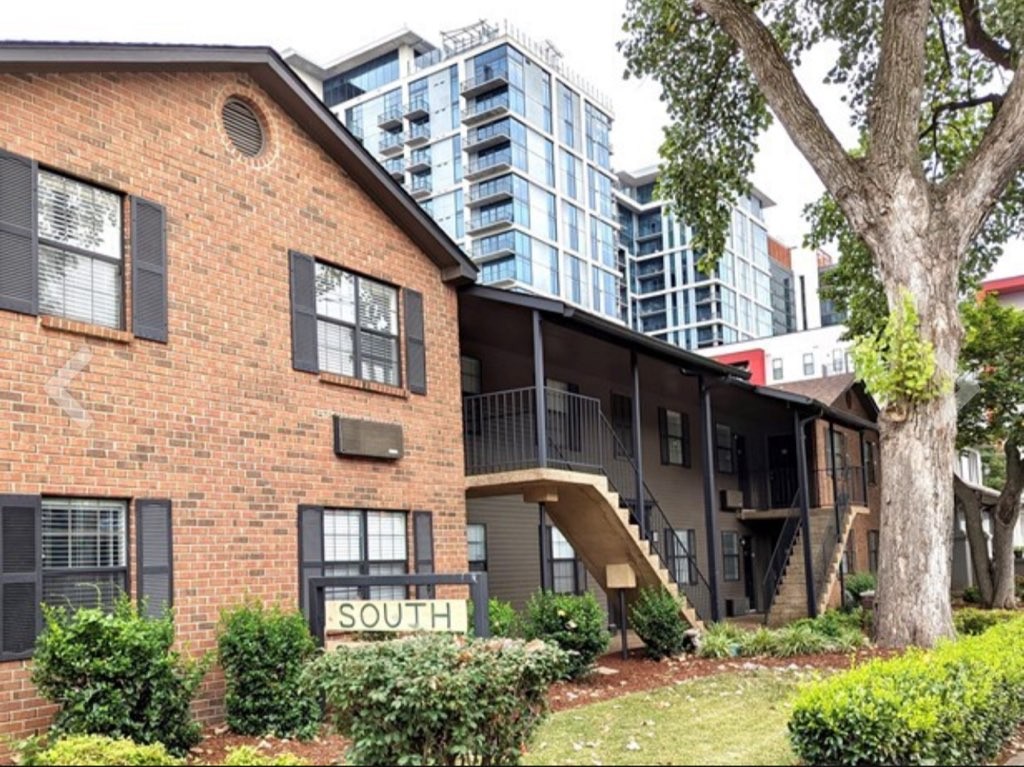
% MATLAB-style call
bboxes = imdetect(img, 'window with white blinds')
[37,171,123,328]
[41,498,127,611]
[323,509,407,600]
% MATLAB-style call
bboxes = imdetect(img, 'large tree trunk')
[991,441,1024,609]
[956,478,995,604]
[874,228,961,648]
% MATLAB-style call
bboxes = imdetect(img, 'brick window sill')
[319,372,409,399]
[40,315,133,344]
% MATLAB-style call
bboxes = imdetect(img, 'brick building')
[0,42,475,740]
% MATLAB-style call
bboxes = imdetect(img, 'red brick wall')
[0,70,467,742]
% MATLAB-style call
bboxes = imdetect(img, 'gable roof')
[773,372,879,420]
[0,41,478,284]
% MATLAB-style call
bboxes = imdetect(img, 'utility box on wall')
[333,416,403,460]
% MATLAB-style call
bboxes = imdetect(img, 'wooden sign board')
[324,599,468,633]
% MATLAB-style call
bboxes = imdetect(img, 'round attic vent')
[222,97,265,157]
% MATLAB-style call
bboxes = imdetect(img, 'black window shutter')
[0,150,38,316]
[682,413,692,468]
[290,251,319,373]
[298,505,324,616]
[404,289,427,395]
[413,511,434,598]
[0,495,42,660]
[574,557,587,594]
[136,499,173,619]
[131,197,168,342]
[658,407,669,464]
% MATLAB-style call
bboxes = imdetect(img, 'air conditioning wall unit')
[333,416,404,460]
[720,489,744,511]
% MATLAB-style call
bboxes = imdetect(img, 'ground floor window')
[722,531,741,581]
[549,527,582,594]
[42,498,128,612]
[868,530,879,574]
[467,523,487,572]
[669,528,697,585]
[323,509,407,600]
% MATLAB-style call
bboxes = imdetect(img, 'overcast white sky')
[5,0,1020,278]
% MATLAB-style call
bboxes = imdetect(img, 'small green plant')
[488,598,522,637]
[851,290,950,416]
[790,617,1024,766]
[31,598,207,755]
[697,622,747,658]
[221,746,308,766]
[523,591,610,679]
[742,627,780,656]
[962,585,983,604]
[843,572,876,603]
[629,587,689,659]
[19,735,182,766]
[307,634,566,766]
[954,607,1018,636]
[217,601,322,739]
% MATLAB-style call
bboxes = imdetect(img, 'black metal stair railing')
[462,387,715,623]
[760,493,804,621]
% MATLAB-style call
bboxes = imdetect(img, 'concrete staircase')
[466,468,704,630]
[766,507,860,627]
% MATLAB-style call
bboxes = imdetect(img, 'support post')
[619,589,629,660]
[829,421,845,609]
[631,351,646,538]
[532,310,547,468]
[795,411,817,618]
[699,376,722,622]
[858,430,869,504]
[470,573,491,638]
[538,504,552,592]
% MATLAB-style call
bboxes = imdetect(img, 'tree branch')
[869,0,932,172]
[958,0,1015,70]
[920,93,1004,140]
[692,0,866,227]
[943,60,1024,254]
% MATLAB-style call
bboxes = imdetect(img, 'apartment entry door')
[767,435,798,509]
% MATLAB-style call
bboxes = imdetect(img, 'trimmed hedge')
[954,607,1018,636]
[306,634,566,766]
[20,735,182,766]
[222,747,308,766]
[217,601,321,739]
[789,617,1024,765]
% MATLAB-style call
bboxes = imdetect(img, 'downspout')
[794,409,817,618]
[699,375,722,622]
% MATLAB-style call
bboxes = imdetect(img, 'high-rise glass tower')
[616,167,777,349]
[286,21,626,322]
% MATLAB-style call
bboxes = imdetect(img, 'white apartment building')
[285,21,627,323]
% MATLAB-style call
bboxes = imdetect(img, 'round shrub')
[962,585,983,604]
[218,601,322,739]
[954,607,1018,636]
[22,735,182,766]
[843,572,876,602]
[523,591,610,679]
[222,746,308,766]
[31,599,207,755]
[629,587,689,659]
[307,634,567,766]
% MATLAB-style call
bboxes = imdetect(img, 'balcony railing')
[466,150,513,180]
[461,67,510,98]
[383,157,405,180]
[468,208,514,233]
[409,176,433,199]
[406,123,431,145]
[404,97,430,120]
[377,107,403,130]
[469,175,515,207]
[463,94,511,126]
[463,387,715,623]
[378,132,405,154]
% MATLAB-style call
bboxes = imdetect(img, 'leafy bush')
[523,591,610,679]
[789,617,1024,765]
[962,585,983,604]
[843,572,876,601]
[1016,575,1024,602]
[31,599,207,755]
[20,735,182,766]
[307,634,566,766]
[488,598,522,638]
[742,627,780,657]
[954,607,1018,636]
[222,747,308,766]
[771,623,832,657]
[218,601,321,739]
[697,622,747,658]
[629,588,689,659]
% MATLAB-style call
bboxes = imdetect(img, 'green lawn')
[525,670,819,766]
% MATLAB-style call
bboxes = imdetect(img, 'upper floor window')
[467,523,487,572]
[461,355,482,396]
[772,357,784,381]
[315,262,400,386]
[38,171,123,329]
[659,408,691,467]
[803,353,815,376]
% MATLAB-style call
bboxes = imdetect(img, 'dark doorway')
[736,434,750,507]
[742,535,757,611]
[767,435,798,508]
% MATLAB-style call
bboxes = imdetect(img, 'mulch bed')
[186,728,349,766]
[549,647,899,713]
[996,722,1024,766]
